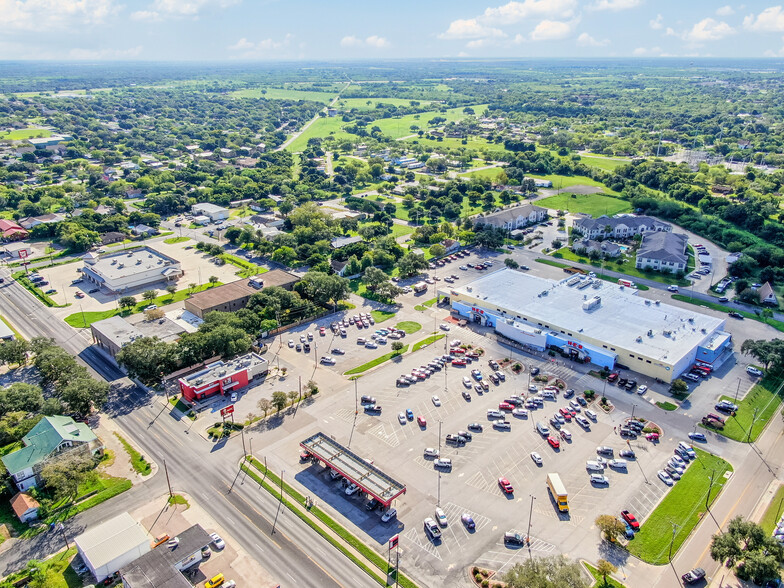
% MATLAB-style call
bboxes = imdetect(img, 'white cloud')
[131,0,240,21]
[439,18,506,39]
[365,35,390,48]
[481,0,577,24]
[68,46,143,60]
[633,46,662,56]
[682,18,735,42]
[589,0,643,11]
[716,5,735,16]
[340,35,391,49]
[466,39,487,49]
[577,32,609,46]
[649,14,663,29]
[744,6,784,32]
[2,0,118,31]
[513,33,526,43]
[530,19,575,41]
[227,34,293,58]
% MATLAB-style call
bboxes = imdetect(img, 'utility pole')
[164,459,173,498]
[241,427,247,460]
[706,470,716,511]
[526,494,536,552]
[734,378,741,403]
[746,407,759,443]
[668,523,679,562]
[437,420,442,507]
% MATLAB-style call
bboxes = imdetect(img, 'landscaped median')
[671,294,784,334]
[710,373,784,442]
[627,448,732,565]
[345,345,409,375]
[242,456,417,588]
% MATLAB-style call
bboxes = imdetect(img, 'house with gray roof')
[635,232,688,274]
[758,282,778,306]
[1,416,103,491]
[474,203,548,231]
[571,238,621,258]
[573,214,671,239]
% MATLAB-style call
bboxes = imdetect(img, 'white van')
[585,409,598,421]
[608,459,627,469]
[586,460,604,472]
[542,390,556,399]
[536,421,550,436]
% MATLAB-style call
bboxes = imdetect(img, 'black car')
[504,532,525,546]
[88,288,99,294]
[365,498,379,511]
[576,396,587,406]
[530,366,540,376]
[564,389,575,398]
[520,265,530,270]
[467,422,483,432]
[618,378,628,387]
[728,312,743,319]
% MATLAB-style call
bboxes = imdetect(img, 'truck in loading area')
[546,473,568,512]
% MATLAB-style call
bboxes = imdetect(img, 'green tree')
[670,379,689,393]
[271,391,287,412]
[34,347,82,386]
[166,284,177,296]
[711,529,743,567]
[362,266,389,291]
[118,295,137,310]
[116,337,180,387]
[305,380,319,396]
[0,338,30,366]
[142,290,157,302]
[505,258,519,269]
[343,255,362,277]
[596,559,617,586]
[0,383,43,415]
[396,252,428,278]
[294,271,350,309]
[60,377,110,414]
[257,398,272,418]
[41,453,96,501]
[504,555,589,588]
[429,243,446,258]
[209,275,219,286]
[595,514,626,542]
[288,390,299,405]
[741,339,784,371]
[391,341,404,352]
[271,246,297,265]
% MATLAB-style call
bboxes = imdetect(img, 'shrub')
[475,573,483,582]
[481,580,489,588]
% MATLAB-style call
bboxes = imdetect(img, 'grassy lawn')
[534,258,650,290]
[627,448,733,564]
[0,128,52,141]
[576,154,631,172]
[584,562,627,588]
[0,546,80,588]
[460,167,506,180]
[552,248,690,287]
[671,294,784,334]
[414,297,438,311]
[64,282,221,327]
[337,97,435,110]
[344,345,409,375]
[220,253,267,278]
[760,484,784,535]
[656,401,678,411]
[163,236,189,244]
[711,373,784,442]
[371,310,396,323]
[0,315,23,340]
[389,223,415,239]
[412,333,446,352]
[168,494,190,509]
[536,192,630,216]
[46,474,132,526]
[114,432,151,476]
[395,321,422,334]
[231,87,337,102]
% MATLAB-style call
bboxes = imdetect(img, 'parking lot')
[254,313,703,587]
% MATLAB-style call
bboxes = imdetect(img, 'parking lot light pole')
[437,420,442,507]
[631,404,637,420]
[668,523,679,562]
[706,469,716,510]
[526,494,536,552]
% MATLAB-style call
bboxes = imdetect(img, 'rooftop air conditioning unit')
[636,336,643,343]
[648,330,653,336]
[654,300,661,305]
[645,299,651,305]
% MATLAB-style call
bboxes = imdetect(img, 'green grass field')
[536,193,631,216]
[0,128,52,141]
[163,236,189,244]
[460,167,507,180]
[286,116,348,152]
[395,321,422,334]
[712,373,784,442]
[336,97,434,110]
[760,484,784,535]
[532,173,612,190]
[412,333,445,352]
[584,562,626,588]
[627,448,732,564]
[344,345,408,375]
[231,87,337,102]
[371,310,396,323]
[64,282,221,328]
[576,154,631,172]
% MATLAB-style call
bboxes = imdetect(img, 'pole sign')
[389,535,399,549]
[220,405,234,417]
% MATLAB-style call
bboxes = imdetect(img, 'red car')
[319,327,326,336]
[547,436,560,449]
[450,348,465,355]
[499,402,514,411]
[451,358,467,366]
[621,510,640,530]
[417,416,427,427]
[645,432,660,441]
[558,408,572,421]
[498,477,514,494]
[607,373,619,382]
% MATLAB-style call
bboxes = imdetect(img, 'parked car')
[504,531,525,546]
[681,568,706,584]
[621,510,640,530]
[381,508,397,522]
[498,477,514,494]
[746,366,764,377]
[590,474,609,485]
[424,517,441,540]
[461,514,476,529]
[530,452,542,465]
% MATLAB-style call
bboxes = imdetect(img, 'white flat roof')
[75,512,149,570]
[86,247,177,281]
[449,268,725,363]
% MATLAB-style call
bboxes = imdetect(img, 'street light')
[526,494,536,553]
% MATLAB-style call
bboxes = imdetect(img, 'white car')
[210,532,225,550]
[288,339,294,348]
[665,466,682,480]
[439,323,451,331]
[365,341,377,349]
[462,376,472,388]
[434,458,452,469]
[398,413,407,424]
[432,396,441,406]
[528,384,539,393]
[424,447,439,458]
[590,474,609,485]
[560,429,572,441]
[381,508,397,522]
[637,385,648,395]
[747,366,764,377]
[459,265,468,270]
[658,470,674,485]
[512,408,528,418]
[435,507,448,527]
[345,483,360,496]
[320,356,335,364]
[531,452,542,465]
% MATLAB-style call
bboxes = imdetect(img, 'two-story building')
[474,203,548,231]
[635,232,689,274]
[178,352,269,403]
[573,215,671,239]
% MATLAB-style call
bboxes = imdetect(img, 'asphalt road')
[0,268,377,588]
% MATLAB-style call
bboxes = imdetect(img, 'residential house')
[635,232,688,274]
[738,140,751,150]
[474,203,548,231]
[330,236,363,249]
[571,238,621,258]
[0,220,28,241]
[18,213,65,230]
[131,224,158,237]
[330,259,349,277]
[1,416,103,491]
[573,215,671,240]
[759,282,778,306]
[10,492,40,523]
[441,239,461,254]
[528,178,553,188]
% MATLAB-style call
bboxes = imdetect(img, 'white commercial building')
[191,202,229,221]
[75,512,151,582]
[442,268,731,382]
[82,246,183,294]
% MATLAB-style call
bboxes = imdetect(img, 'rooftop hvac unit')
[136,260,142,264]
[636,336,643,343]
[582,296,601,311]
[645,299,651,305]
[195,379,203,385]
[654,300,661,305]
[701,328,707,333]
[118,263,124,268]
[148,254,153,258]
[648,330,653,336]
[688,317,694,323]
[218,370,226,376]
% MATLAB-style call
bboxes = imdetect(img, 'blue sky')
[2,1,784,60]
